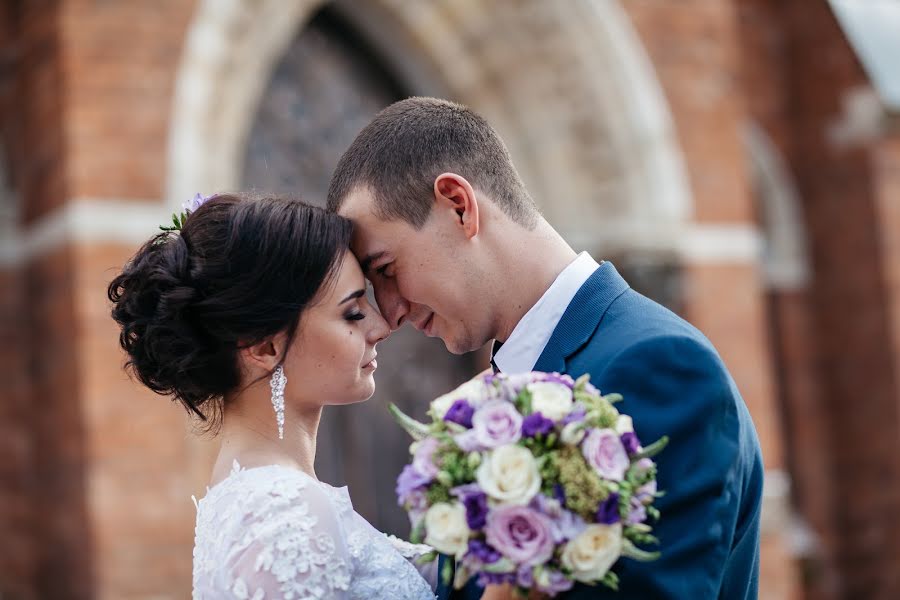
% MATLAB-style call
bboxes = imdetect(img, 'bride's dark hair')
[107,193,352,430]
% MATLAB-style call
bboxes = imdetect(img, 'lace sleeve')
[223,478,353,600]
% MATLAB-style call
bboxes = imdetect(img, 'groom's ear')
[434,172,479,239]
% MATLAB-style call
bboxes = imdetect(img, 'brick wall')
[59,0,194,201]
[734,0,900,598]
[621,1,799,593]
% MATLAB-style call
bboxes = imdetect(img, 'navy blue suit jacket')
[438,262,762,600]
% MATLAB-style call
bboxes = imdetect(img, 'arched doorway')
[240,6,479,532]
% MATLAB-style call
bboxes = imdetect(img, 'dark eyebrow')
[340,289,366,305]
[359,251,386,275]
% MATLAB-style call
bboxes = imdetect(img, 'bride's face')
[284,251,389,407]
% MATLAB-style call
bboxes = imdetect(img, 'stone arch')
[743,122,836,577]
[166,0,693,256]
[743,122,811,290]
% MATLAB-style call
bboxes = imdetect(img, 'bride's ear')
[239,331,288,375]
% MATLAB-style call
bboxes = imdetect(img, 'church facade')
[2,1,899,598]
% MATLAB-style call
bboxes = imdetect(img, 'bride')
[107,193,437,599]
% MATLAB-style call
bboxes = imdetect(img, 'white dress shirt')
[493,252,600,374]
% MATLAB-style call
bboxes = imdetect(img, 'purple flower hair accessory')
[160,193,214,232]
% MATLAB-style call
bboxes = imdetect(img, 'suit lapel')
[533,261,629,373]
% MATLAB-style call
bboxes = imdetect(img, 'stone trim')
[0,198,166,265]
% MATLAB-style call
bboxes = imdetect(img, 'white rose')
[527,382,574,421]
[615,414,633,434]
[431,379,489,418]
[561,421,587,445]
[424,502,470,557]
[561,523,623,582]
[476,444,541,505]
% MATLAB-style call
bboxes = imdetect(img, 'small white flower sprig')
[159,193,214,232]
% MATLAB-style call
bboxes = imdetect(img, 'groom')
[327,97,763,599]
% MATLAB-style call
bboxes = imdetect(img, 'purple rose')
[444,399,475,428]
[596,492,621,525]
[467,539,501,564]
[582,428,630,481]
[537,569,574,594]
[472,400,523,448]
[451,484,489,529]
[484,505,555,566]
[396,464,430,503]
[522,412,555,437]
[412,437,440,479]
[463,492,489,530]
[621,431,642,455]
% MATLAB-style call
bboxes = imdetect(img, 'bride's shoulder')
[197,460,352,521]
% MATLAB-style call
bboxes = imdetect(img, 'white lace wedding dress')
[192,461,436,599]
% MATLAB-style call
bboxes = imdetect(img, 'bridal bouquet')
[391,371,667,596]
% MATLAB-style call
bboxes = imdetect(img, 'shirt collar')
[493,252,600,373]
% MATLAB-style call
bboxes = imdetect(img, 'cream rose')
[431,379,489,418]
[560,421,587,445]
[476,444,542,505]
[561,523,623,582]
[615,414,634,434]
[424,502,470,557]
[527,382,573,421]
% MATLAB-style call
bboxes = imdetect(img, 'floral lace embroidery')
[192,463,434,599]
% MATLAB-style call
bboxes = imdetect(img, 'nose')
[372,280,410,331]
[367,306,391,345]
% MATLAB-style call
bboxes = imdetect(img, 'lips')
[362,354,378,370]
[420,313,434,337]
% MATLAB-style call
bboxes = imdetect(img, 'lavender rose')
[582,428,630,481]
[411,437,440,479]
[396,464,430,503]
[484,505,555,566]
[538,372,575,388]
[472,400,523,448]
[531,493,586,543]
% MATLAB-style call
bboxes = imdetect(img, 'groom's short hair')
[327,97,538,229]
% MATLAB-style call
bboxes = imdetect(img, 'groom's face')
[339,187,489,355]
